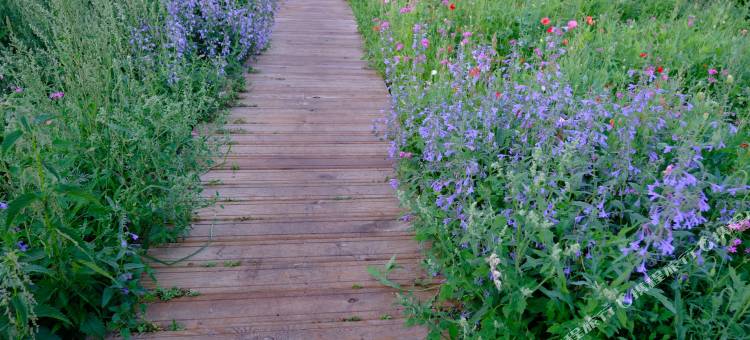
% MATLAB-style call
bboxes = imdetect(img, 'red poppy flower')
[546,26,554,33]
[495,91,502,99]
[449,3,456,10]
[562,39,569,46]
[656,66,663,74]
[469,67,481,77]
[639,52,648,58]
[541,17,551,26]
[586,16,594,25]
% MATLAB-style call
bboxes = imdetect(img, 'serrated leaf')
[4,192,41,228]
[34,304,71,326]
[1,130,23,154]
[54,184,100,206]
[645,288,676,314]
[80,314,105,337]
[77,260,115,281]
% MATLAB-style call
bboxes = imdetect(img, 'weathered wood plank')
[139,0,427,338]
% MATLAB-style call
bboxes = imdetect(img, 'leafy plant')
[350,0,750,338]
[0,0,276,338]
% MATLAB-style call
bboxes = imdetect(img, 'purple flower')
[389,178,399,189]
[0,201,7,210]
[49,91,65,100]
[130,232,139,241]
[17,241,29,252]
[622,290,633,306]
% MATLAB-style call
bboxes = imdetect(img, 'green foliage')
[351,0,750,339]
[0,0,273,338]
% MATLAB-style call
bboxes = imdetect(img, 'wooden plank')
[139,0,429,337]
[201,183,395,200]
[200,169,393,184]
[134,319,426,339]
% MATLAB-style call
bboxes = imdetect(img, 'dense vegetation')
[0,0,275,338]
[350,0,750,338]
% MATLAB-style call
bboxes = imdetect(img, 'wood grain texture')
[134,1,430,339]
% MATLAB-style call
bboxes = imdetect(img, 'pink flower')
[421,38,429,49]
[399,6,413,14]
[49,91,65,100]
[399,151,413,159]
[728,245,737,254]
[462,31,473,38]
[540,17,551,26]
[732,238,742,246]
[708,68,718,75]
[567,20,578,30]
[13,86,23,93]
[728,220,750,231]
[395,42,404,51]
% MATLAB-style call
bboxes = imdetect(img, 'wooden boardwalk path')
[138,0,428,339]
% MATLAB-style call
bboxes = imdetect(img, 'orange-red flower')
[541,17,551,26]
[449,3,456,10]
[586,16,595,25]
[639,52,648,58]
[656,66,664,74]
[469,67,481,77]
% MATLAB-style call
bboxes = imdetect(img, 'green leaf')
[22,264,54,275]
[54,184,101,206]
[644,288,676,314]
[34,304,71,326]
[4,192,41,228]
[123,262,145,271]
[1,130,23,154]
[80,314,105,337]
[77,260,115,282]
[10,295,29,326]
[101,287,114,307]
[367,265,401,290]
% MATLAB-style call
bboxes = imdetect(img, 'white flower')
[486,253,503,292]
[431,69,437,76]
